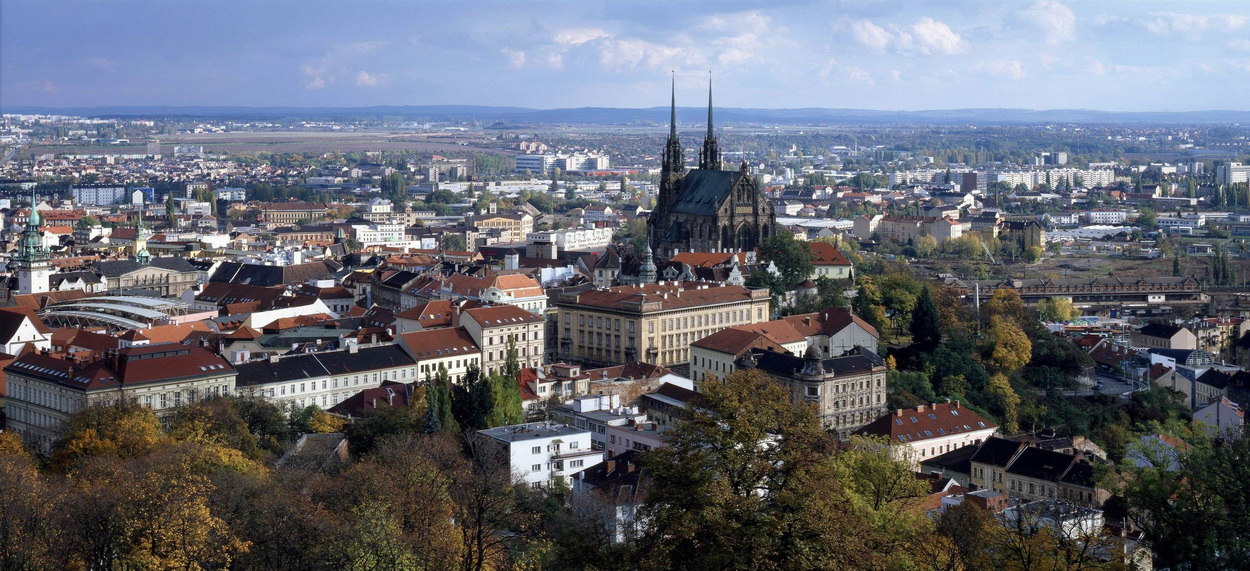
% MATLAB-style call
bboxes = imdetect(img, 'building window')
[532,464,542,472]
[806,385,820,397]
[531,446,541,454]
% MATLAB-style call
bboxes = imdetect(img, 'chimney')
[953,400,960,408]
[606,460,616,473]
[896,409,903,417]
[625,461,636,473]
[917,404,926,412]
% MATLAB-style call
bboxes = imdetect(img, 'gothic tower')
[12,189,50,294]
[698,74,721,171]
[658,75,684,216]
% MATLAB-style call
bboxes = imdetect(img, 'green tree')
[1035,297,1080,322]
[986,373,1021,433]
[757,232,815,289]
[984,316,1032,372]
[439,233,467,252]
[909,285,942,353]
[638,369,842,569]
[424,365,459,434]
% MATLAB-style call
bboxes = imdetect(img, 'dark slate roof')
[751,348,884,377]
[1197,369,1232,390]
[919,443,980,475]
[969,436,1025,468]
[234,344,415,386]
[1006,447,1075,482]
[211,260,341,286]
[1061,461,1096,488]
[671,169,742,216]
[49,271,102,286]
[94,256,198,278]
[1138,323,1185,339]
[1148,348,1203,362]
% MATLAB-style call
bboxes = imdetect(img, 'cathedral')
[647,78,778,257]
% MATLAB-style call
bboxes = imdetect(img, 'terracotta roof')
[669,251,748,268]
[398,327,481,360]
[731,320,809,345]
[855,402,997,444]
[564,282,764,312]
[224,325,262,340]
[5,344,232,391]
[328,381,413,416]
[0,307,52,340]
[123,322,211,345]
[783,307,879,340]
[691,327,789,356]
[809,242,851,266]
[396,300,456,328]
[464,304,543,328]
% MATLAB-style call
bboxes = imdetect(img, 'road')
[1040,373,1139,399]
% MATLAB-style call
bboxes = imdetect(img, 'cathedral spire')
[699,71,721,171]
[669,72,677,140]
[660,71,684,193]
[706,71,714,141]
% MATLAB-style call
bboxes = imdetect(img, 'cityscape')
[3,1,1250,569]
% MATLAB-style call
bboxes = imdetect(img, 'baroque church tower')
[12,188,50,294]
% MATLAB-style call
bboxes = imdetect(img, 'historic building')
[647,79,778,257]
[11,189,51,295]
[555,282,771,368]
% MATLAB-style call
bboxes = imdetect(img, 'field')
[24,130,510,157]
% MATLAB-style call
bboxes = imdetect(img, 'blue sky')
[4,0,1250,111]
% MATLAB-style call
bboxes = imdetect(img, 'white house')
[855,401,999,469]
[0,308,52,356]
[478,422,604,486]
[1194,397,1244,439]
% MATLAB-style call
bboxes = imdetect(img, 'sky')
[4,0,1250,112]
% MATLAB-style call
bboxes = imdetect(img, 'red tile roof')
[809,242,852,266]
[691,328,788,356]
[398,327,481,360]
[464,304,543,328]
[855,402,997,444]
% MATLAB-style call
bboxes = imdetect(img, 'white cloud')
[355,70,386,87]
[502,48,526,68]
[1142,12,1248,39]
[1229,39,1250,51]
[850,17,962,55]
[911,17,964,54]
[1019,1,1076,44]
[980,60,1027,80]
[702,11,786,66]
[851,20,894,52]
[845,66,875,85]
[597,38,700,70]
[301,64,328,89]
[553,27,612,46]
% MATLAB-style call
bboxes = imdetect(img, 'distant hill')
[7,104,1250,125]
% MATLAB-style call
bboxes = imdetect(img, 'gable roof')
[969,436,1027,468]
[691,328,788,357]
[809,242,852,266]
[0,308,51,341]
[235,344,415,386]
[671,169,744,216]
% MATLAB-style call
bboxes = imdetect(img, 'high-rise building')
[1218,162,1250,186]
